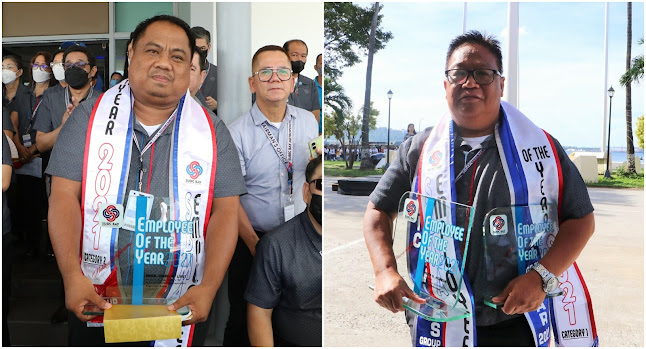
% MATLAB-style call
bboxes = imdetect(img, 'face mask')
[65,66,90,89]
[317,66,322,76]
[291,60,305,74]
[52,64,66,81]
[308,193,322,226]
[2,70,17,85]
[110,79,119,87]
[32,68,51,83]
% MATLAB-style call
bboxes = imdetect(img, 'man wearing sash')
[225,45,318,345]
[364,31,597,346]
[46,15,246,346]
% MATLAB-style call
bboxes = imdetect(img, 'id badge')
[283,204,295,222]
[123,190,154,231]
[21,134,32,147]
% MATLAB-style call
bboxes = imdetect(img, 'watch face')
[545,276,559,293]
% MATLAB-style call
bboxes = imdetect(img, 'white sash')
[413,101,597,346]
[81,80,216,346]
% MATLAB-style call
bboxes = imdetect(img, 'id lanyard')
[454,148,485,182]
[131,99,178,192]
[63,84,94,110]
[260,118,293,201]
[24,96,42,135]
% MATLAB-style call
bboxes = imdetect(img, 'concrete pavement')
[323,177,644,347]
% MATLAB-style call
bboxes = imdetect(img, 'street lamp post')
[604,86,615,179]
[386,89,393,169]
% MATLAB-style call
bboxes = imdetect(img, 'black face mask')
[308,193,322,226]
[291,60,305,74]
[65,66,90,89]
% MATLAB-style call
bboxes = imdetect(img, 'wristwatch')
[531,262,559,293]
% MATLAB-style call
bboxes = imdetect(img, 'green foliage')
[324,2,393,81]
[587,167,644,188]
[324,102,380,169]
[324,77,353,118]
[637,115,644,150]
[620,37,644,87]
[324,160,384,177]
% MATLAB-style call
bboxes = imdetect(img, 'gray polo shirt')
[46,95,247,291]
[288,74,320,113]
[245,211,322,347]
[369,116,594,327]
[3,106,14,133]
[199,62,217,110]
[229,103,318,233]
[12,85,43,144]
[33,84,98,134]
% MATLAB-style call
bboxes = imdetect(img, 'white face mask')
[32,68,51,83]
[2,69,17,85]
[52,64,66,81]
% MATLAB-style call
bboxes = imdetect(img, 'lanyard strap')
[454,148,485,182]
[64,85,94,109]
[131,100,179,191]
[260,118,293,195]
[24,96,42,134]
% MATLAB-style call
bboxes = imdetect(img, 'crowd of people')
[2,14,321,347]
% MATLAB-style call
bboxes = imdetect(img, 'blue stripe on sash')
[132,195,147,305]
[414,198,436,295]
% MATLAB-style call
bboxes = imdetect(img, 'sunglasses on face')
[309,178,322,191]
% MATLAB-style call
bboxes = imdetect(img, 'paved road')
[323,177,644,347]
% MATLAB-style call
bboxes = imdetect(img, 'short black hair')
[110,72,123,79]
[131,15,196,59]
[305,156,322,183]
[316,53,322,62]
[190,26,211,44]
[2,54,23,72]
[251,45,290,73]
[446,30,503,74]
[283,39,308,55]
[63,45,96,68]
[52,49,65,61]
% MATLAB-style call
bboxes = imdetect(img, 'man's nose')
[153,53,172,70]
[462,72,479,88]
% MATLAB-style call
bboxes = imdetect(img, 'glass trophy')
[482,205,564,309]
[391,192,474,322]
[80,193,200,321]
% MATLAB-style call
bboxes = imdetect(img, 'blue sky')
[336,2,644,148]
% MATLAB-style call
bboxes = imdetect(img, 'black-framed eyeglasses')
[31,63,49,71]
[64,61,90,70]
[309,178,322,191]
[445,69,501,85]
[254,68,292,82]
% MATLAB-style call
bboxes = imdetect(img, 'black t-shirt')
[245,211,322,346]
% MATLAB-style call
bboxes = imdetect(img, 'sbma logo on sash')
[185,161,204,185]
[490,215,508,235]
[429,150,442,166]
[98,203,124,228]
[404,198,418,223]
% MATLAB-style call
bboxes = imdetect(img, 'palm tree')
[359,2,381,170]
[623,2,635,173]
[324,77,353,118]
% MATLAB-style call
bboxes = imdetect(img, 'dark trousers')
[223,232,264,346]
[67,311,211,346]
[14,174,47,255]
[476,316,535,346]
[3,234,12,346]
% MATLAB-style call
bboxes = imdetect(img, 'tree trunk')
[626,2,636,173]
[359,2,380,170]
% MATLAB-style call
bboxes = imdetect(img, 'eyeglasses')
[445,69,501,85]
[254,68,292,82]
[2,65,17,71]
[50,62,63,68]
[64,61,90,70]
[31,63,49,71]
[309,178,322,191]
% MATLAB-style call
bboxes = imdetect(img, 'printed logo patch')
[429,150,442,167]
[404,198,418,223]
[186,161,203,179]
[98,203,124,228]
[490,215,508,236]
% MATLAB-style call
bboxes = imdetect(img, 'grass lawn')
[586,169,644,188]
[324,160,385,177]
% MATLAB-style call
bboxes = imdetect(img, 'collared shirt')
[2,83,27,111]
[199,61,217,110]
[314,77,322,134]
[288,74,321,113]
[13,84,50,144]
[3,106,14,133]
[229,103,318,233]
[245,211,322,347]
[369,116,594,327]
[33,84,95,134]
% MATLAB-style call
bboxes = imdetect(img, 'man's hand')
[16,142,31,162]
[374,268,425,313]
[205,96,217,111]
[62,98,77,125]
[63,273,112,321]
[491,271,545,315]
[168,284,216,326]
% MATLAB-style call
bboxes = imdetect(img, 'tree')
[622,2,636,173]
[359,2,382,170]
[324,77,352,118]
[620,37,644,86]
[324,102,379,170]
[324,2,393,81]
[636,115,644,150]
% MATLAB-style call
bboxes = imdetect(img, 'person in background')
[2,55,25,114]
[313,53,323,135]
[283,39,320,125]
[50,49,68,90]
[246,156,322,347]
[2,132,13,346]
[403,123,416,142]
[189,47,208,108]
[191,26,218,113]
[109,72,123,88]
